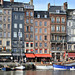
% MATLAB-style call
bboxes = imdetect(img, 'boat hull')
[35,65,53,70]
[53,64,75,70]
[15,66,25,70]
[1,67,11,71]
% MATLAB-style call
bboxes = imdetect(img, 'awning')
[35,54,52,57]
[31,49,33,51]
[25,54,35,58]
[68,53,75,57]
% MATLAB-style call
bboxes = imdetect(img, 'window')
[56,17,60,23]
[39,36,42,41]
[14,8,18,11]
[19,24,22,28]
[19,32,22,37]
[51,17,55,23]
[19,8,23,11]
[31,43,33,47]
[52,35,54,40]
[26,43,29,47]
[0,9,2,13]
[4,16,6,22]
[57,47,60,50]
[44,35,47,40]
[39,28,42,33]
[45,49,47,53]
[26,26,29,32]
[13,32,17,37]
[0,16,2,21]
[44,28,47,33]
[0,32,2,37]
[26,19,29,23]
[4,32,6,37]
[30,34,33,38]
[57,36,59,40]
[26,34,29,38]
[44,15,47,18]
[39,43,42,47]
[44,22,47,26]
[35,28,38,33]
[0,24,2,28]
[8,10,11,15]
[4,10,6,14]
[35,49,38,53]
[0,40,2,45]
[26,12,29,16]
[8,32,10,38]
[51,26,55,32]
[4,24,6,29]
[56,10,60,13]
[7,41,10,46]
[62,17,65,23]
[40,49,42,53]
[35,35,38,40]
[37,14,40,18]
[8,16,10,22]
[30,12,33,16]
[8,24,10,29]
[14,15,18,20]
[44,43,47,47]
[74,45,75,49]
[62,26,65,32]
[39,22,42,26]
[20,15,23,20]
[14,23,17,28]
[68,45,71,50]
[30,26,33,32]
[30,19,33,24]
[35,21,38,26]
[56,25,60,32]
[35,43,38,47]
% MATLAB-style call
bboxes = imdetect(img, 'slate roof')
[34,11,49,18]
[49,6,66,14]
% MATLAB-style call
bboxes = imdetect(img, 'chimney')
[10,0,14,3]
[63,2,68,10]
[0,0,3,5]
[48,3,50,11]
[30,0,33,5]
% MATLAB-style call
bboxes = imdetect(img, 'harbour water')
[0,70,75,75]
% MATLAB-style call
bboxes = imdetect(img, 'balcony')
[51,40,67,43]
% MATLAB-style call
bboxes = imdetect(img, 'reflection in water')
[0,70,75,75]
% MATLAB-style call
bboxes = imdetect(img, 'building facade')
[0,0,12,61]
[24,0,34,54]
[67,9,75,51]
[48,2,67,61]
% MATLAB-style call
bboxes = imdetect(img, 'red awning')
[68,53,75,57]
[26,49,29,51]
[25,54,35,58]
[35,54,52,57]
[31,49,33,51]
[45,49,47,50]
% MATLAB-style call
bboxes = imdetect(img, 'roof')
[34,11,49,18]
[49,6,66,14]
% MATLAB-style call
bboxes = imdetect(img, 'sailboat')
[15,30,25,70]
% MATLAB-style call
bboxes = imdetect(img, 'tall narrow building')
[48,2,67,61]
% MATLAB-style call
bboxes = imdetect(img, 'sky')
[5,0,75,10]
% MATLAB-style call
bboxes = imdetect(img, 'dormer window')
[37,14,40,18]
[14,8,18,11]
[44,15,47,18]
[56,10,60,13]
